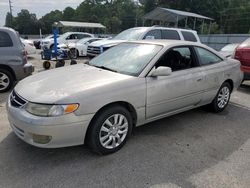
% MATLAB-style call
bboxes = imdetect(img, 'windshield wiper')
[96,66,117,73]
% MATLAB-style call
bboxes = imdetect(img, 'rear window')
[162,30,180,40]
[0,31,13,47]
[181,31,197,42]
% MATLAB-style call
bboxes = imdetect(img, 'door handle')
[197,78,203,82]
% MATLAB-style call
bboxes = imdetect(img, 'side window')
[181,31,197,42]
[195,47,222,66]
[155,46,198,71]
[77,34,90,39]
[67,34,78,40]
[162,30,180,40]
[143,29,161,39]
[0,31,13,47]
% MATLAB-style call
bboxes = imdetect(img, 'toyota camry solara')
[7,40,243,154]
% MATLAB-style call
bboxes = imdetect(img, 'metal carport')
[143,7,214,33]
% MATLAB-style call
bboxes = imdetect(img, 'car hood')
[14,64,132,104]
[219,51,233,58]
[89,39,126,47]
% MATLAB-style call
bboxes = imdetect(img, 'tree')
[63,7,75,21]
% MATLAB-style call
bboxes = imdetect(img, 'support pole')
[201,19,205,34]
[185,17,188,28]
[175,16,179,28]
[193,17,197,30]
[208,21,212,34]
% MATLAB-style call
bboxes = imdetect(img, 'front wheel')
[0,69,14,93]
[87,106,133,155]
[209,82,231,113]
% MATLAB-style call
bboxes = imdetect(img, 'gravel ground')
[0,52,250,188]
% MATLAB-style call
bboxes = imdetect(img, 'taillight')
[22,50,28,63]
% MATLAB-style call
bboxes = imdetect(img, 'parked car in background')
[7,40,242,154]
[41,32,94,50]
[219,43,239,58]
[21,38,36,55]
[33,35,60,49]
[87,26,200,57]
[0,27,33,92]
[58,37,104,58]
[234,38,250,81]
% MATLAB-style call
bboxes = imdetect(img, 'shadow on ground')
[0,105,250,188]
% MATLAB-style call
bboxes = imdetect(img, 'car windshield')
[89,43,162,76]
[221,44,239,52]
[113,28,148,41]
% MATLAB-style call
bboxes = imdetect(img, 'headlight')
[25,103,79,117]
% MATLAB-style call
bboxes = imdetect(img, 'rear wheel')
[87,106,133,155]
[69,48,78,59]
[43,61,51,70]
[0,69,14,93]
[209,82,231,112]
[55,60,65,68]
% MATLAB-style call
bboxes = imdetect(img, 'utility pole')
[8,0,13,26]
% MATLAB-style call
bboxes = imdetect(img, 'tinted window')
[162,30,180,40]
[66,34,77,40]
[77,34,91,39]
[143,29,161,39]
[0,31,13,47]
[156,47,198,71]
[195,47,222,66]
[181,31,197,42]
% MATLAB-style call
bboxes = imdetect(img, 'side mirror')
[145,36,155,40]
[149,66,172,77]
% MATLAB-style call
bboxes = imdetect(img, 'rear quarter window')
[162,30,180,40]
[181,31,197,42]
[0,31,13,47]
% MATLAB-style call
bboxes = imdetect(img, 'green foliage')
[4,0,250,34]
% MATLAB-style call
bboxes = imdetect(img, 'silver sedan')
[7,40,243,154]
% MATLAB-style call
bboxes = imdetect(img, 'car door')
[146,46,206,119]
[194,46,225,104]
[65,34,77,44]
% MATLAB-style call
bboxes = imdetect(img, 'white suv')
[87,27,200,57]
[41,32,94,49]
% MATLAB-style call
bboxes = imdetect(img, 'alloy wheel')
[217,86,230,109]
[99,114,129,149]
[0,72,10,91]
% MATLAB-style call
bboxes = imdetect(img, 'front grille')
[87,46,101,56]
[10,90,27,108]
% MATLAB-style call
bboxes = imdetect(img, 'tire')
[43,61,51,70]
[50,44,54,50]
[87,105,133,155]
[209,82,232,113]
[70,60,77,65]
[0,69,14,93]
[55,60,65,68]
[69,48,78,59]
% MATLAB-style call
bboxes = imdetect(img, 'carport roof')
[56,21,106,29]
[143,7,214,22]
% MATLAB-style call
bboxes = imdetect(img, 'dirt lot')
[1,52,250,188]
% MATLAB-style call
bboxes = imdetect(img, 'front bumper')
[6,97,94,148]
[241,65,250,80]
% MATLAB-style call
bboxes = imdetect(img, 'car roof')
[124,40,225,59]
[127,26,198,33]
[0,27,16,33]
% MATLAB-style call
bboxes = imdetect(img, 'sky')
[0,0,84,26]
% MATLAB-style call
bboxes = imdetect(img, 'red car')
[234,38,250,81]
